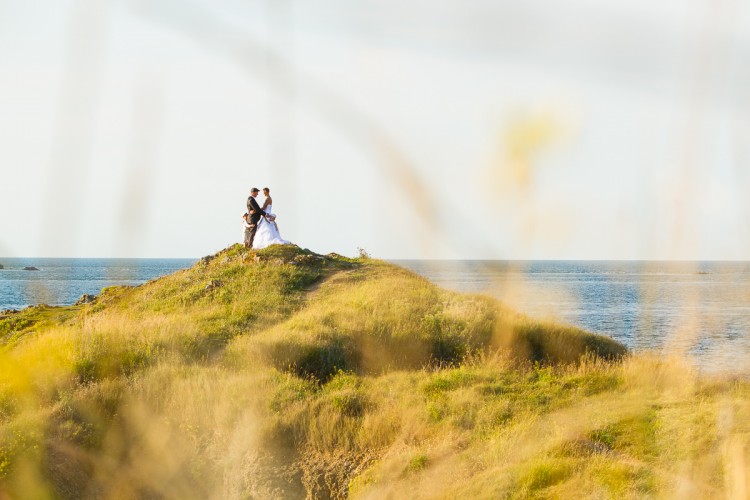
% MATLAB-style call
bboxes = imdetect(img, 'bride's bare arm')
[262,197,272,210]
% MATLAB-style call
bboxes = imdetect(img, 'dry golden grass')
[0,244,747,499]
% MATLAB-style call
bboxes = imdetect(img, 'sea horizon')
[3,257,750,371]
[0,257,196,312]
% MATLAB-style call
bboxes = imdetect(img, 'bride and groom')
[244,187,290,250]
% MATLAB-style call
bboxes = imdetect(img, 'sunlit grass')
[0,244,747,498]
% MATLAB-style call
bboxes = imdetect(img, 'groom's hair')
[250,188,259,193]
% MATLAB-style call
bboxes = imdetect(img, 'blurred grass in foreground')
[0,245,747,498]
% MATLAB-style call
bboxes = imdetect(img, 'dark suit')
[245,195,266,248]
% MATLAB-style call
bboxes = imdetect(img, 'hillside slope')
[0,245,747,499]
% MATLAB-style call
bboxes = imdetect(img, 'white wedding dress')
[252,203,290,250]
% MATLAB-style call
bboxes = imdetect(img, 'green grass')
[0,244,747,498]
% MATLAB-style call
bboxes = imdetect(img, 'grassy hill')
[0,245,747,499]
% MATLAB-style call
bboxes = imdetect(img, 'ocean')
[0,258,195,311]
[2,258,749,370]
[398,260,750,372]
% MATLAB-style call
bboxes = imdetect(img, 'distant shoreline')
[0,258,195,312]
[3,257,750,372]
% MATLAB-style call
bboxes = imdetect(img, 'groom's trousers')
[245,223,258,248]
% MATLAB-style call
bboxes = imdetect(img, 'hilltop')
[0,245,748,498]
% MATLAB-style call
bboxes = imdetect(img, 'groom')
[245,187,266,248]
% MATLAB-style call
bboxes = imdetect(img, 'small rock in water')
[23,266,39,271]
[75,294,97,306]
[0,264,4,269]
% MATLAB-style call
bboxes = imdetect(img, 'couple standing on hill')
[244,187,290,250]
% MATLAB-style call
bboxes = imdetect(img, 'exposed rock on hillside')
[74,294,96,305]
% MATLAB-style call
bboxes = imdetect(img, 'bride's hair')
[263,187,270,193]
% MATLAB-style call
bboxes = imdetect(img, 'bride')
[252,187,291,250]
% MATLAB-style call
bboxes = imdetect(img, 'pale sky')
[1,0,750,260]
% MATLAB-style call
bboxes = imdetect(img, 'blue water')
[2,258,749,370]
[0,258,195,311]
[397,260,750,371]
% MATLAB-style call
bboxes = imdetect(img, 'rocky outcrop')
[75,294,96,305]
[23,266,39,271]
[205,280,222,291]
[292,254,326,266]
